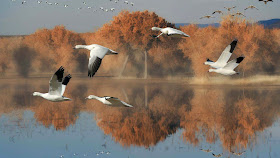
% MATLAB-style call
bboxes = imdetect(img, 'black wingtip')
[55,66,64,82]
[229,39,238,53]
[207,58,213,62]
[62,74,72,85]
[236,56,245,63]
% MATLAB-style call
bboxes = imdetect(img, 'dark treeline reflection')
[0,80,280,152]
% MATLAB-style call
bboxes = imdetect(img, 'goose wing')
[88,56,102,77]
[167,28,190,37]
[223,56,245,70]
[88,46,108,77]
[61,74,72,95]
[105,97,133,107]
[49,66,64,96]
[215,39,238,65]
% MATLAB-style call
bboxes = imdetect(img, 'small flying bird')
[235,11,246,17]
[73,44,119,77]
[231,151,246,156]
[54,2,58,5]
[259,0,273,4]
[131,2,134,6]
[78,7,82,10]
[37,1,42,4]
[200,15,214,19]
[86,95,133,107]
[22,1,27,4]
[47,2,52,5]
[100,7,104,10]
[224,6,236,11]
[110,8,115,11]
[151,27,190,38]
[87,6,92,9]
[33,66,72,102]
[124,1,129,4]
[212,10,223,15]
[115,1,118,3]
[106,151,111,155]
[212,153,223,157]
[105,9,109,12]
[245,5,259,10]
[200,149,213,153]
[64,5,68,8]
[82,2,86,5]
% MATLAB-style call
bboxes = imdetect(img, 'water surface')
[0,78,280,158]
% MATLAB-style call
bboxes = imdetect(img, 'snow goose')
[231,151,246,156]
[74,44,118,77]
[151,27,190,38]
[208,56,245,75]
[234,11,246,17]
[64,4,68,8]
[33,66,72,102]
[37,1,42,4]
[245,5,258,10]
[204,39,238,69]
[200,149,213,153]
[212,153,223,157]
[200,15,215,19]
[110,8,115,11]
[259,0,273,4]
[131,2,134,6]
[85,95,133,107]
[22,1,27,4]
[124,1,129,4]
[212,10,223,15]
[224,6,236,11]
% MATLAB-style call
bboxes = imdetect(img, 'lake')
[0,78,280,158]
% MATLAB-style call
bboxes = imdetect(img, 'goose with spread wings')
[85,95,133,107]
[74,44,118,77]
[204,39,238,69]
[208,56,245,75]
[151,27,190,38]
[33,66,72,102]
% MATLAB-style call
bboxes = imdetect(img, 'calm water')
[0,78,280,158]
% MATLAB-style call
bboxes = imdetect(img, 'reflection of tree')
[180,88,280,152]
[1,81,280,150]
[89,86,192,147]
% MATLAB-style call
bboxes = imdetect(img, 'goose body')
[205,39,238,69]
[208,56,245,75]
[200,15,215,19]
[86,95,133,107]
[74,44,118,77]
[151,27,190,38]
[33,66,72,102]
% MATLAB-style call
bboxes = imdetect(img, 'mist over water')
[0,78,280,158]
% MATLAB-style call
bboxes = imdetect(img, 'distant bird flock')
[200,0,273,20]
[11,0,135,13]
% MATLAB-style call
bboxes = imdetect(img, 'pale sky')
[0,0,279,35]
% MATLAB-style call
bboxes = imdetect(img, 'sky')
[0,0,280,35]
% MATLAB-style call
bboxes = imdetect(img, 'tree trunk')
[144,50,148,79]
[118,55,129,78]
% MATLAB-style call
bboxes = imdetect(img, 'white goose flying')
[208,56,245,75]
[86,95,133,107]
[151,27,190,38]
[204,39,238,69]
[33,66,72,102]
[74,44,118,77]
